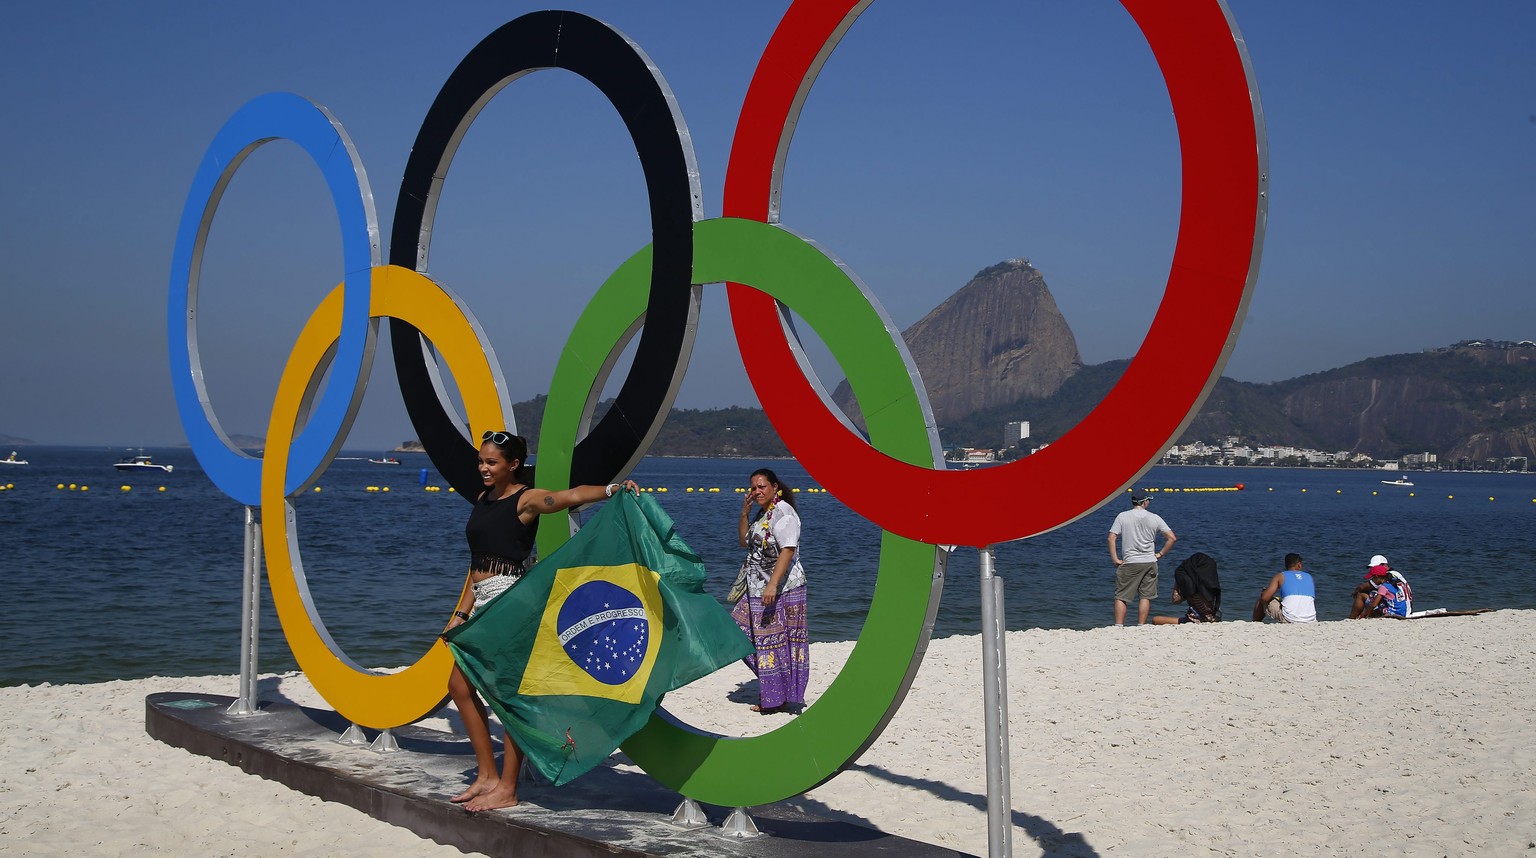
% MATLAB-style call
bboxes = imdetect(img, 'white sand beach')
[4,610,1534,856]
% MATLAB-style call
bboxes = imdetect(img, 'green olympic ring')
[536,217,944,807]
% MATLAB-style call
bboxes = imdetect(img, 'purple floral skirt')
[730,585,809,709]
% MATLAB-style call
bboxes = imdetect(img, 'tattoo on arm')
[542,495,555,508]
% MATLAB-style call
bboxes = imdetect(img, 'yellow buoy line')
[34,483,172,493]
[10,483,820,494]
[14,480,1521,503]
[324,484,833,495]
[1132,486,1245,494]
[1132,485,1536,503]
[334,484,833,495]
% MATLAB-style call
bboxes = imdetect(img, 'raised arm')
[739,493,754,547]
[518,480,638,518]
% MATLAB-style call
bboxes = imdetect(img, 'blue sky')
[1,1,1532,450]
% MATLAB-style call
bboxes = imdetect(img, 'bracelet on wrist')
[605,483,618,497]
[453,610,471,621]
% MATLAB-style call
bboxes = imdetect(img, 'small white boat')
[1381,477,1414,487]
[368,456,401,465]
[115,451,173,473]
[0,451,27,465]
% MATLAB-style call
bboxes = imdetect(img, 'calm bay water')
[3,446,1534,686]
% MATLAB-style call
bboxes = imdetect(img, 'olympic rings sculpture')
[169,1,1266,808]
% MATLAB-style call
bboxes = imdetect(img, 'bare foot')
[750,704,785,714]
[464,781,519,812]
[450,778,497,804]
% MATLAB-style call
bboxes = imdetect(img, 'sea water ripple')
[3,447,1533,686]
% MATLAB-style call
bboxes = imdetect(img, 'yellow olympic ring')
[261,265,506,728]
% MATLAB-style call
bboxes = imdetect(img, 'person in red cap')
[1350,555,1411,618]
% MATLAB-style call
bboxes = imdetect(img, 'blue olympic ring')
[168,91,381,506]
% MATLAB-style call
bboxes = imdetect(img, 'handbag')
[727,564,749,604]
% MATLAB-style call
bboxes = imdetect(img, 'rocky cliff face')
[1451,425,1536,461]
[833,259,1082,426]
[1279,375,1482,454]
[1448,344,1536,368]
[1244,348,1536,460]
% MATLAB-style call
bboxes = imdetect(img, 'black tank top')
[465,486,539,575]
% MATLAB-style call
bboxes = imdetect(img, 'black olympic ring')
[388,11,703,494]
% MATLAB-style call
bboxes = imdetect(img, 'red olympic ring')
[724,0,1266,547]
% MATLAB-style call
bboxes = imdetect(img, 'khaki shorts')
[1115,562,1159,603]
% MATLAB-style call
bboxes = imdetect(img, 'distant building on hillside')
[1003,421,1030,449]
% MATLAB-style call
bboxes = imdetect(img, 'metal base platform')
[146,692,972,857]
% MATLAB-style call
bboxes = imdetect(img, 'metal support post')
[370,728,400,753]
[337,724,369,746]
[669,797,710,828]
[978,545,1013,857]
[720,807,761,838]
[227,506,263,716]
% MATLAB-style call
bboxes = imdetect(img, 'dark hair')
[751,467,797,511]
[1284,552,1303,569]
[482,432,532,483]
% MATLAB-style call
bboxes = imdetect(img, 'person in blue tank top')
[1251,553,1318,623]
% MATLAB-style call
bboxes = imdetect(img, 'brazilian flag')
[444,491,752,785]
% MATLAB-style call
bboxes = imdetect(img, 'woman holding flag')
[443,430,635,812]
[732,467,810,714]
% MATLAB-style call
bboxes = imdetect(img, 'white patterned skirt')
[470,573,520,613]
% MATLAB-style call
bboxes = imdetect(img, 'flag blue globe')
[556,580,650,685]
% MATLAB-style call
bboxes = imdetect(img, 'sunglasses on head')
[481,430,514,446]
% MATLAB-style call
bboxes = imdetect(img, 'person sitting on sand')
[1351,561,1410,619]
[1350,554,1387,618]
[1151,552,1221,624]
[1357,554,1413,615]
[1252,553,1317,623]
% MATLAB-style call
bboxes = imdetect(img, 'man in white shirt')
[1107,494,1177,626]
